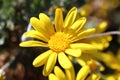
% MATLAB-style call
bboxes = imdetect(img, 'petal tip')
[32,60,39,67]
[19,43,23,47]
[30,17,37,23]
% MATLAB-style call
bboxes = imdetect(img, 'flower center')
[48,32,70,52]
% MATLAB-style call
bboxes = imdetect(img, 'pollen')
[48,32,70,52]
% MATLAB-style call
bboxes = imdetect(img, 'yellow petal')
[58,52,72,69]
[43,52,57,76]
[71,28,95,42]
[105,76,115,80]
[70,17,86,30]
[78,51,103,62]
[65,48,81,57]
[64,7,77,29]
[95,21,108,33]
[55,8,63,32]
[86,73,100,80]
[39,13,55,35]
[32,50,52,67]
[76,65,90,80]
[49,74,59,80]
[101,53,120,70]
[30,17,50,38]
[90,41,105,50]
[76,59,86,66]
[24,30,49,42]
[117,49,120,60]
[19,40,48,47]
[54,66,67,80]
[66,17,86,34]
[85,35,112,50]
[70,43,97,53]
[79,4,92,17]
[65,65,75,80]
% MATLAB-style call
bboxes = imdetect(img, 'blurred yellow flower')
[95,49,120,80]
[77,49,120,80]
[79,0,120,18]
[87,73,100,80]
[79,21,112,50]
[101,49,120,71]
[105,73,120,80]
[49,60,101,80]
[19,7,96,76]
[74,21,112,66]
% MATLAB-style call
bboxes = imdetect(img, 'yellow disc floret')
[48,32,70,52]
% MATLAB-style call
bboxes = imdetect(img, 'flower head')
[19,7,96,76]
[102,49,120,80]
[101,49,120,71]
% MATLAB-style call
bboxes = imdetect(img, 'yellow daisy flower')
[104,49,120,80]
[19,7,96,76]
[49,60,101,80]
[101,49,120,71]
[79,0,119,18]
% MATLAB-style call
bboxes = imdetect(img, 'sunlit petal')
[71,28,95,42]
[30,17,50,38]
[54,66,67,80]
[39,13,55,35]
[55,8,63,32]
[65,48,81,57]
[49,74,59,80]
[76,65,90,80]
[32,50,52,67]
[19,40,48,47]
[64,7,77,30]
[43,52,57,76]
[86,73,100,80]
[58,52,72,69]
[65,65,75,80]
[70,43,98,53]
[66,17,86,34]
[76,59,86,66]
[24,30,49,42]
